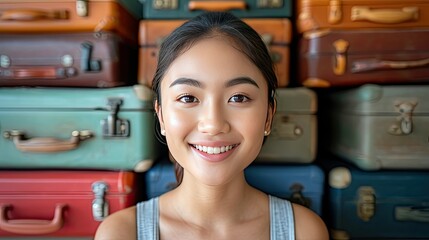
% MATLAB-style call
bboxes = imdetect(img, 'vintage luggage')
[297,0,429,33]
[328,84,429,170]
[298,28,429,88]
[140,0,292,19]
[0,170,136,237]
[0,85,158,172]
[256,88,317,163]
[0,32,136,88]
[139,19,291,87]
[0,0,140,45]
[145,161,324,215]
[327,160,429,239]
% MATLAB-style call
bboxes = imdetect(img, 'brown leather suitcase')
[0,32,137,87]
[138,19,292,87]
[0,0,140,45]
[296,0,429,33]
[298,28,429,88]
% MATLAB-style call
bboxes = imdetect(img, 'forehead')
[161,37,266,89]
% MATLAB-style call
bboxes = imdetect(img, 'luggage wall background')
[1,0,429,239]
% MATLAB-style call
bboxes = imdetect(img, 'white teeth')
[193,144,236,155]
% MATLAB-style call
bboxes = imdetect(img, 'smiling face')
[156,36,274,186]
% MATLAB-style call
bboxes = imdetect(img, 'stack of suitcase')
[0,1,159,239]
[295,0,429,238]
[140,0,326,217]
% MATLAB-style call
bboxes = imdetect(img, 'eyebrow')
[169,76,260,88]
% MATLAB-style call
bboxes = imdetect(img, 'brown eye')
[229,94,250,103]
[178,95,198,103]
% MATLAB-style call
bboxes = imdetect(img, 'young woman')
[95,12,329,240]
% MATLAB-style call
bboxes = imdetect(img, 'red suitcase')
[0,32,136,87]
[0,170,136,237]
[298,28,429,88]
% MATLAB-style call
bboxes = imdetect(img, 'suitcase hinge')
[388,101,417,135]
[333,39,349,75]
[92,181,109,221]
[288,183,311,209]
[329,0,342,24]
[81,42,101,72]
[76,0,89,17]
[153,0,178,10]
[357,186,375,221]
[258,0,283,8]
[101,98,130,138]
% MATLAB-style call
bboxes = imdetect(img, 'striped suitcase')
[140,0,292,19]
[0,85,158,172]
[0,170,137,237]
[327,160,429,239]
[257,88,317,163]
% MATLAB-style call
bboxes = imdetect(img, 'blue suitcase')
[140,0,292,19]
[145,161,324,215]
[327,160,429,239]
[0,85,158,172]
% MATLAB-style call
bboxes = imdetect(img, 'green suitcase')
[329,84,429,170]
[257,88,317,163]
[0,85,158,172]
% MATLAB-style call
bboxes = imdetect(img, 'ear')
[155,100,165,131]
[265,99,276,132]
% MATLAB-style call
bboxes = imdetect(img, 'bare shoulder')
[94,206,136,240]
[292,203,329,240]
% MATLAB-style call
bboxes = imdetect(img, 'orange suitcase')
[297,0,429,33]
[138,19,292,87]
[0,0,140,45]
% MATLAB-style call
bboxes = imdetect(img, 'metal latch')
[258,0,283,8]
[81,42,101,72]
[288,183,311,209]
[329,0,342,24]
[388,101,417,135]
[153,0,178,9]
[101,98,130,138]
[92,181,109,221]
[76,0,89,17]
[273,115,303,139]
[357,186,375,221]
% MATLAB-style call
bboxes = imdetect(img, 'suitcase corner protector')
[134,159,154,172]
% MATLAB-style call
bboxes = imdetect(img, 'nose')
[198,101,230,135]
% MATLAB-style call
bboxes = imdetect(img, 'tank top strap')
[136,197,160,240]
[269,195,295,240]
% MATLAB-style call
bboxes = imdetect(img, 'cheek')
[163,106,195,136]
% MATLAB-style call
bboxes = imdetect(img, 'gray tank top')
[136,195,295,240]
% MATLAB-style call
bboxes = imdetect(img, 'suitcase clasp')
[92,181,109,221]
[357,186,375,221]
[388,101,417,135]
[101,98,130,138]
[258,0,283,8]
[153,0,178,10]
[76,0,89,17]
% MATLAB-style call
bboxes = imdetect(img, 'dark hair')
[152,11,277,185]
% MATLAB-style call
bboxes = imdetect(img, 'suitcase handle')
[395,206,429,222]
[0,9,69,21]
[0,204,67,235]
[352,58,429,73]
[1,66,77,79]
[351,6,419,24]
[188,1,247,11]
[3,130,93,153]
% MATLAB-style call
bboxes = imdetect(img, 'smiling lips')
[192,144,237,155]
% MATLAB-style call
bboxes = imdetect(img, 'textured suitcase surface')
[328,84,429,170]
[327,161,429,239]
[297,0,429,33]
[0,0,140,44]
[139,19,291,87]
[0,32,136,88]
[257,88,317,163]
[0,85,158,172]
[141,0,292,19]
[298,28,429,88]
[0,170,136,237]
[145,162,324,215]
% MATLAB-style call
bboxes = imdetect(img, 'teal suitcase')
[257,88,317,163]
[140,0,292,19]
[329,84,429,170]
[0,85,158,172]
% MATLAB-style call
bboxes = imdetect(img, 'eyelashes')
[176,93,251,104]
